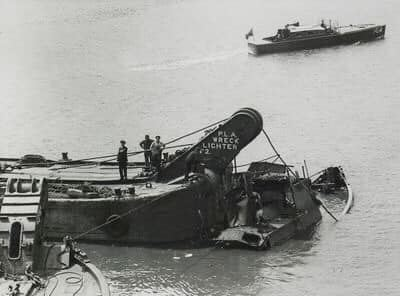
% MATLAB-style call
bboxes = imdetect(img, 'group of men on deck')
[117,135,165,181]
[117,135,202,181]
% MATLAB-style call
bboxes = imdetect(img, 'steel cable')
[16,117,227,169]
[261,129,338,222]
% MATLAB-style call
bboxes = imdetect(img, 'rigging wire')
[308,169,326,180]
[45,143,194,171]
[234,155,277,168]
[164,118,228,146]
[17,116,227,170]
[261,129,338,222]
[16,112,225,172]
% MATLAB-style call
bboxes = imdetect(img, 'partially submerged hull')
[248,24,386,55]
[215,196,321,250]
[214,164,322,250]
[215,199,322,250]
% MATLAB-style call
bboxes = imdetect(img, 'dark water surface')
[1,0,399,295]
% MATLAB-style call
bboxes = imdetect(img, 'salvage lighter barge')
[247,21,386,55]
[0,108,351,249]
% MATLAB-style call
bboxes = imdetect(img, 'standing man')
[117,140,128,181]
[139,135,154,169]
[150,136,165,173]
[247,191,263,226]
[185,146,201,180]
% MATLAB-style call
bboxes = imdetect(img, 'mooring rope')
[44,271,83,296]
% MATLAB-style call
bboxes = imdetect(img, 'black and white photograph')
[0,0,397,295]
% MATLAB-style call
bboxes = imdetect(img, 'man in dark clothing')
[185,146,202,180]
[139,135,154,168]
[117,140,128,181]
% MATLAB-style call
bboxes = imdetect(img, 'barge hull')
[43,174,223,244]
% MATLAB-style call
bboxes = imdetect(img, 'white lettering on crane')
[202,130,240,154]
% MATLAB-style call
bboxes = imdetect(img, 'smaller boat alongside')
[247,21,386,55]
[312,166,353,216]
[0,178,110,296]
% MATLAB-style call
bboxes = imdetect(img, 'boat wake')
[130,50,243,72]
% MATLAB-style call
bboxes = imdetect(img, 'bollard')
[128,186,135,195]
[114,188,122,197]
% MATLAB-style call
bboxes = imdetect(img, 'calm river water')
[1,0,399,295]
